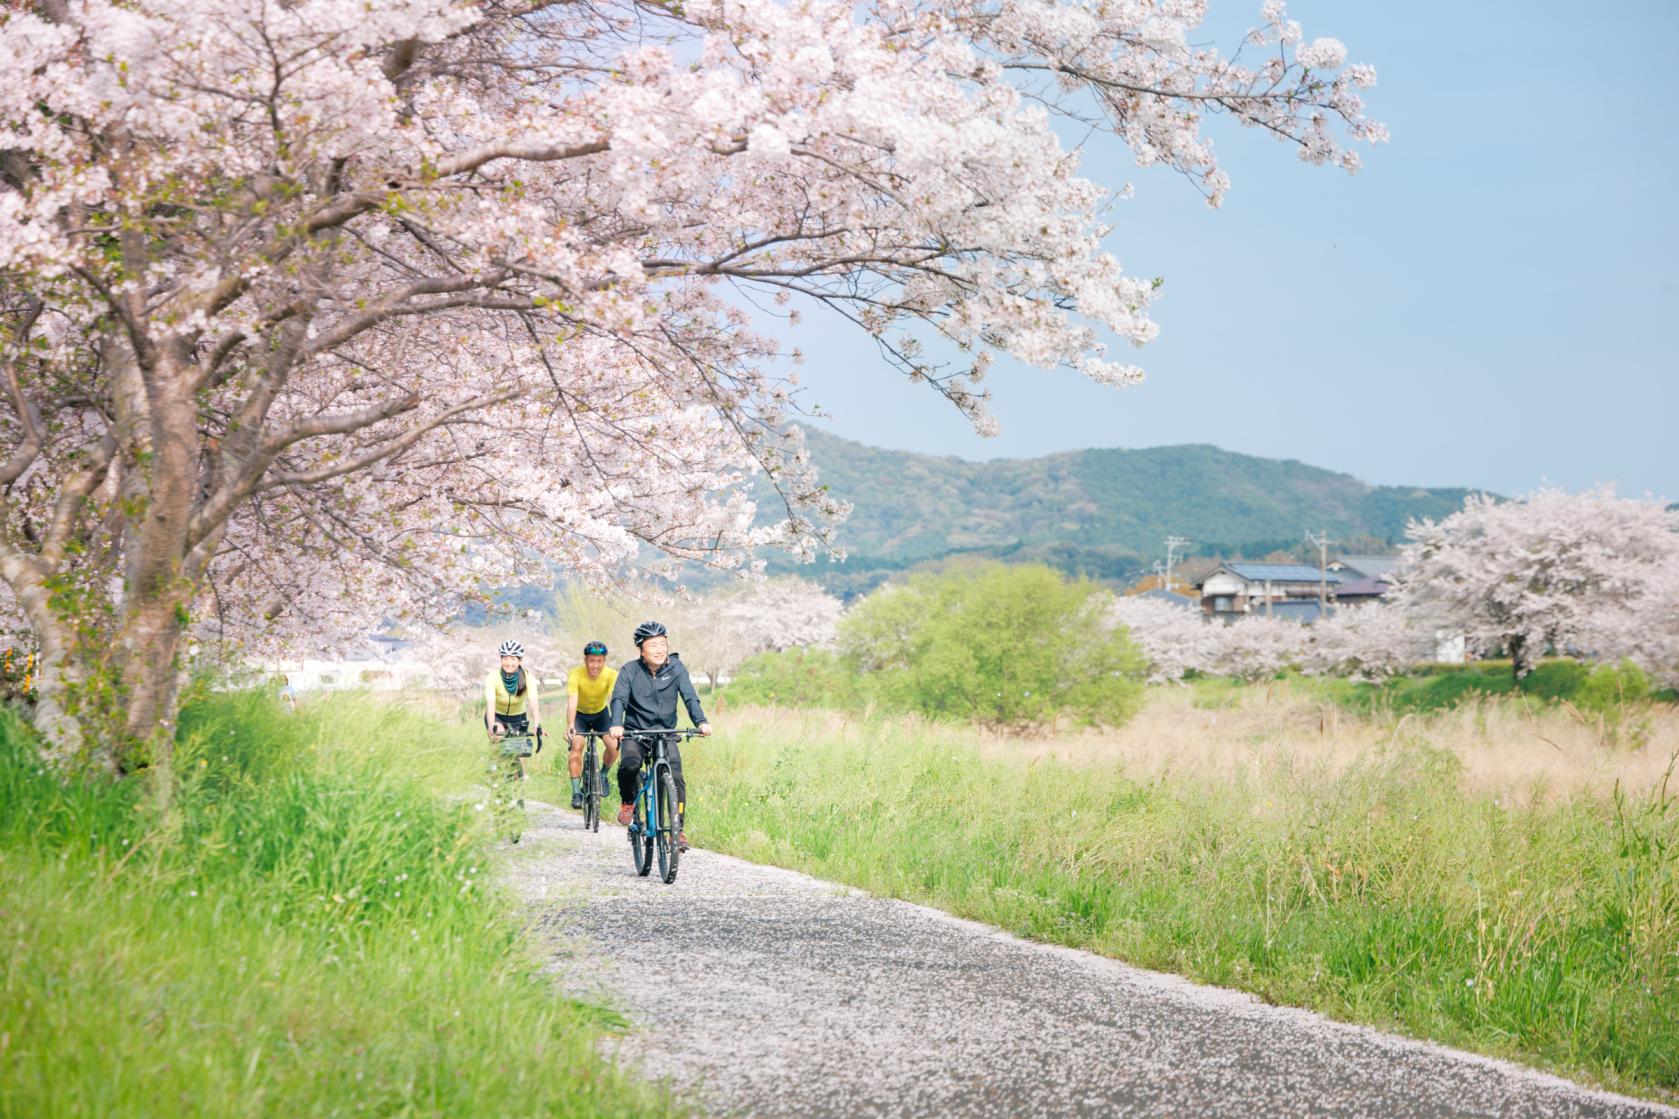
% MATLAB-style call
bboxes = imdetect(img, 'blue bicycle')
[623,727,700,884]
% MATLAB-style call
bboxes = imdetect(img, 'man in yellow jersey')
[566,640,620,809]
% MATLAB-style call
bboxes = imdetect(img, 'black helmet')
[583,640,608,656]
[633,620,667,646]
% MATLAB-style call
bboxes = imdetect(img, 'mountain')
[767,431,1486,596]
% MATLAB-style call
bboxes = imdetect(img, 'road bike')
[623,727,701,884]
[577,730,607,833]
[490,725,542,843]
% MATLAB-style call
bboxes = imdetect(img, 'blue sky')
[779,1,1678,499]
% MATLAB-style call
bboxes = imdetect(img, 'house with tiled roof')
[1333,573,1392,606]
[1195,562,1344,623]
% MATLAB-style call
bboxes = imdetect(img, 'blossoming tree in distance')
[1394,488,1679,681]
[1,0,1383,770]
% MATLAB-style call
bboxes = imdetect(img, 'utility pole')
[1305,530,1330,614]
[1164,535,1191,595]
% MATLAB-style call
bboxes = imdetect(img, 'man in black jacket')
[609,620,712,848]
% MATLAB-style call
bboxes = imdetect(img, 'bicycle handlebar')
[619,727,705,740]
[490,726,543,754]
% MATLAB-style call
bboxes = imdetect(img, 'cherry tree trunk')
[1508,636,1531,681]
[26,347,206,784]
[110,368,202,785]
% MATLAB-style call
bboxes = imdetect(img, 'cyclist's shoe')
[570,791,583,809]
[616,804,634,827]
[677,831,690,852]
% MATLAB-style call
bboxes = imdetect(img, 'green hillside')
[772,431,1484,594]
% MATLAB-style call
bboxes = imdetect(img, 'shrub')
[838,562,1146,728]
[1577,659,1652,713]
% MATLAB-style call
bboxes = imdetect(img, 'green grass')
[1287,659,1661,718]
[0,690,677,1119]
[730,652,1677,735]
[686,710,1679,1102]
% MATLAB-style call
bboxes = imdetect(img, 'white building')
[1197,562,1345,623]
[263,635,438,692]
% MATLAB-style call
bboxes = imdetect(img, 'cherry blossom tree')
[676,576,845,691]
[1,0,1384,771]
[548,576,842,691]
[1302,600,1434,680]
[1111,591,1439,684]
[408,624,560,695]
[1206,614,1308,681]
[1394,488,1679,680]
[1107,593,1220,683]
[1607,562,1679,688]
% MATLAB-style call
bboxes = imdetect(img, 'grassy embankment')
[0,690,676,1119]
[688,682,1679,1101]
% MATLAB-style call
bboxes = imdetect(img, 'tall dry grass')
[688,689,1679,1100]
[955,685,1679,798]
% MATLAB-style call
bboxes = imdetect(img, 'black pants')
[618,732,685,821]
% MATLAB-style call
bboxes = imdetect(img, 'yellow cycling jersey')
[567,664,618,716]
[485,668,536,718]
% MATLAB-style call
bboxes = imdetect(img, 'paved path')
[508,802,1675,1119]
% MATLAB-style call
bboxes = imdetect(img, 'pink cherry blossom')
[1393,488,1679,682]
[1,0,1384,765]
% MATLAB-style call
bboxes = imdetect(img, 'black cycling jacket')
[608,652,708,732]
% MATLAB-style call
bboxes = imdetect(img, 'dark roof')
[1214,562,1345,586]
[1332,554,1403,579]
[1335,575,1391,598]
[1135,588,1198,609]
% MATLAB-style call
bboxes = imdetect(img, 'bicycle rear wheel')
[631,795,653,877]
[656,767,679,884]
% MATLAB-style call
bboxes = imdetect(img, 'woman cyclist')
[484,639,543,744]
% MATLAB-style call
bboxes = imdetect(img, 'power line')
[1164,535,1192,594]
[1304,530,1330,614]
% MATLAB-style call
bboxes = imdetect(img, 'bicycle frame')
[628,733,676,840]
[624,727,699,881]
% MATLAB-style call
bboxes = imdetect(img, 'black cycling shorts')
[573,708,612,736]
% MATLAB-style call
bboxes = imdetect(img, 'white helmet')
[496,640,525,658]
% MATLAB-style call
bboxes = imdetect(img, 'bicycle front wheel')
[656,767,679,884]
[583,742,600,831]
[631,797,653,877]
